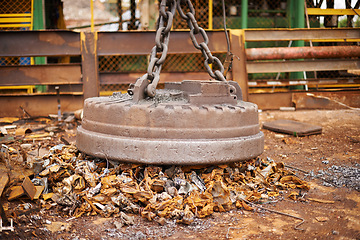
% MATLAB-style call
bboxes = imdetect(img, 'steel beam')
[230,30,249,101]
[0,64,82,86]
[246,46,360,60]
[244,28,360,42]
[99,72,211,85]
[292,91,360,109]
[248,92,293,110]
[0,30,80,57]
[307,8,360,15]
[97,31,228,55]
[247,59,360,73]
[0,94,83,117]
[81,32,99,99]
[248,90,360,110]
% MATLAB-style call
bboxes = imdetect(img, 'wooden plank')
[307,8,360,16]
[81,32,99,99]
[0,64,82,86]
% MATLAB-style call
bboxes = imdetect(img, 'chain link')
[178,0,226,81]
[129,0,226,98]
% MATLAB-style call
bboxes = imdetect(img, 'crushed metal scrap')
[5,144,310,224]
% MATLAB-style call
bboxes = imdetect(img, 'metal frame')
[0,28,359,116]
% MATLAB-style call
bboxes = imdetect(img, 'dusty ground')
[1,109,359,240]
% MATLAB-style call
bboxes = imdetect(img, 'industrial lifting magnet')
[76,0,264,165]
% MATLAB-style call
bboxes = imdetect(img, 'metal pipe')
[246,45,360,61]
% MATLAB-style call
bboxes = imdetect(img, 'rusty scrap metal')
[246,46,360,61]
[24,144,310,223]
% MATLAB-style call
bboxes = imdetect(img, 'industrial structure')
[0,0,359,116]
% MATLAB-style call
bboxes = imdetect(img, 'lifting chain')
[128,0,226,101]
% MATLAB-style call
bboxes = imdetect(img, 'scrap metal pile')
[4,144,310,224]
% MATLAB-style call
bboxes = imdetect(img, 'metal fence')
[1,0,359,94]
[0,0,32,67]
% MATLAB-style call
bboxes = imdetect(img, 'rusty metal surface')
[81,32,99,99]
[0,30,80,57]
[246,46,360,61]
[0,64,82,86]
[230,30,249,101]
[99,72,211,85]
[0,90,359,117]
[247,59,360,73]
[244,28,360,42]
[292,91,360,110]
[263,119,322,136]
[97,31,227,56]
[248,92,293,110]
[77,80,264,165]
[0,94,83,117]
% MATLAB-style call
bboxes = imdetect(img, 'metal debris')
[0,144,310,223]
[316,164,360,191]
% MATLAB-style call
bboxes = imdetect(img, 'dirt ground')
[1,109,359,240]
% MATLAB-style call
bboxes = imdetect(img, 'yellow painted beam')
[311,39,360,42]
[0,24,32,28]
[0,18,31,23]
[307,8,360,15]
[208,0,213,30]
[0,13,32,17]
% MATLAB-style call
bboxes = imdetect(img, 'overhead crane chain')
[128,0,226,100]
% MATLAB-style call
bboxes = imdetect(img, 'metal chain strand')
[145,0,176,96]
[129,0,225,99]
[178,0,226,81]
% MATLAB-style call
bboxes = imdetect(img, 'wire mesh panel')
[0,0,31,14]
[99,0,359,93]
[0,0,33,93]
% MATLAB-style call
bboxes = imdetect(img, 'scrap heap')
[5,144,309,224]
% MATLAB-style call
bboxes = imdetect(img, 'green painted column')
[241,0,248,48]
[289,0,305,81]
[241,0,248,29]
[33,0,47,92]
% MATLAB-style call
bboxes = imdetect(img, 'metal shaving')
[316,163,360,191]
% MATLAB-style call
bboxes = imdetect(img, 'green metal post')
[33,0,47,92]
[241,0,248,48]
[241,0,248,29]
[290,0,305,81]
